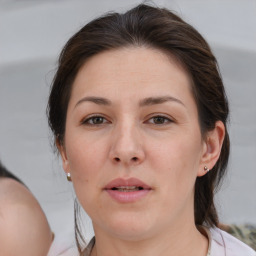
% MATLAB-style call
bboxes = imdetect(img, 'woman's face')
[59,47,211,240]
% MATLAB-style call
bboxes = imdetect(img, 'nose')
[109,123,145,166]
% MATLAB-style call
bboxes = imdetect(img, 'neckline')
[199,226,212,256]
[85,227,212,256]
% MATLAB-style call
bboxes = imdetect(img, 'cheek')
[147,134,202,189]
[65,133,108,183]
[149,137,201,169]
[65,136,108,212]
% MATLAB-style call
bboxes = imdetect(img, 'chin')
[102,212,154,241]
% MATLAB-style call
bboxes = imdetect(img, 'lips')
[104,178,152,203]
[104,178,152,191]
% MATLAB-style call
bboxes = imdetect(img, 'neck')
[91,221,208,256]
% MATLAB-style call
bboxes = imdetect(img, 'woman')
[47,4,256,256]
[0,161,53,255]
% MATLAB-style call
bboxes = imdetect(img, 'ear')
[56,139,70,175]
[198,121,225,177]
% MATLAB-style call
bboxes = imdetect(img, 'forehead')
[70,47,193,105]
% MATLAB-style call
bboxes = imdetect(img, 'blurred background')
[0,0,256,244]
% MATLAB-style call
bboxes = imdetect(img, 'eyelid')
[80,114,110,125]
[145,114,175,124]
[80,113,174,126]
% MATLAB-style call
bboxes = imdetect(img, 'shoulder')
[0,178,53,256]
[210,227,256,256]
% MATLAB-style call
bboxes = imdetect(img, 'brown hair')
[0,161,24,185]
[47,4,229,253]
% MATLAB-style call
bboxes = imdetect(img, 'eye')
[147,115,173,125]
[81,115,108,125]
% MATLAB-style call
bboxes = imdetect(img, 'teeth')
[112,186,142,192]
[117,186,137,189]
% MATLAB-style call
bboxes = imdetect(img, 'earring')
[204,166,210,172]
[67,172,72,182]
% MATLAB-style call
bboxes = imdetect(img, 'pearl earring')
[204,166,210,172]
[67,172,72,181]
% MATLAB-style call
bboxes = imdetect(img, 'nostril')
[114,157,120,162]
[131,157,138,162]
[112,156,139,163]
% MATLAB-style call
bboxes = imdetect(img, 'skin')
[0,178,53,256]
[59,47,225,256]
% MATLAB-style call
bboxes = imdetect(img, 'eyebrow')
[74,95,185,108]
[75,96,111,108]
[139,96,185,107]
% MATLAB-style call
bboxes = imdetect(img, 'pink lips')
[104,178,152,203]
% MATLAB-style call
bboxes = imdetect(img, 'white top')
[47,232,79,256]
[48,227,256,256]
[208,227,256,256]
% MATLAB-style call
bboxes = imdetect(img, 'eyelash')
[81,115,109,126]
[81,114,173,126]
[146,115,173,125]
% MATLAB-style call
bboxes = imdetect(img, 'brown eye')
[82,116,108,125]
[153,116,166,124]
[147,115,173,125]
[91,117,104,124]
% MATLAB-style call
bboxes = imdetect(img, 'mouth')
[104,178,152,203]
[104,177,152,191]
[110,186,145,192]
